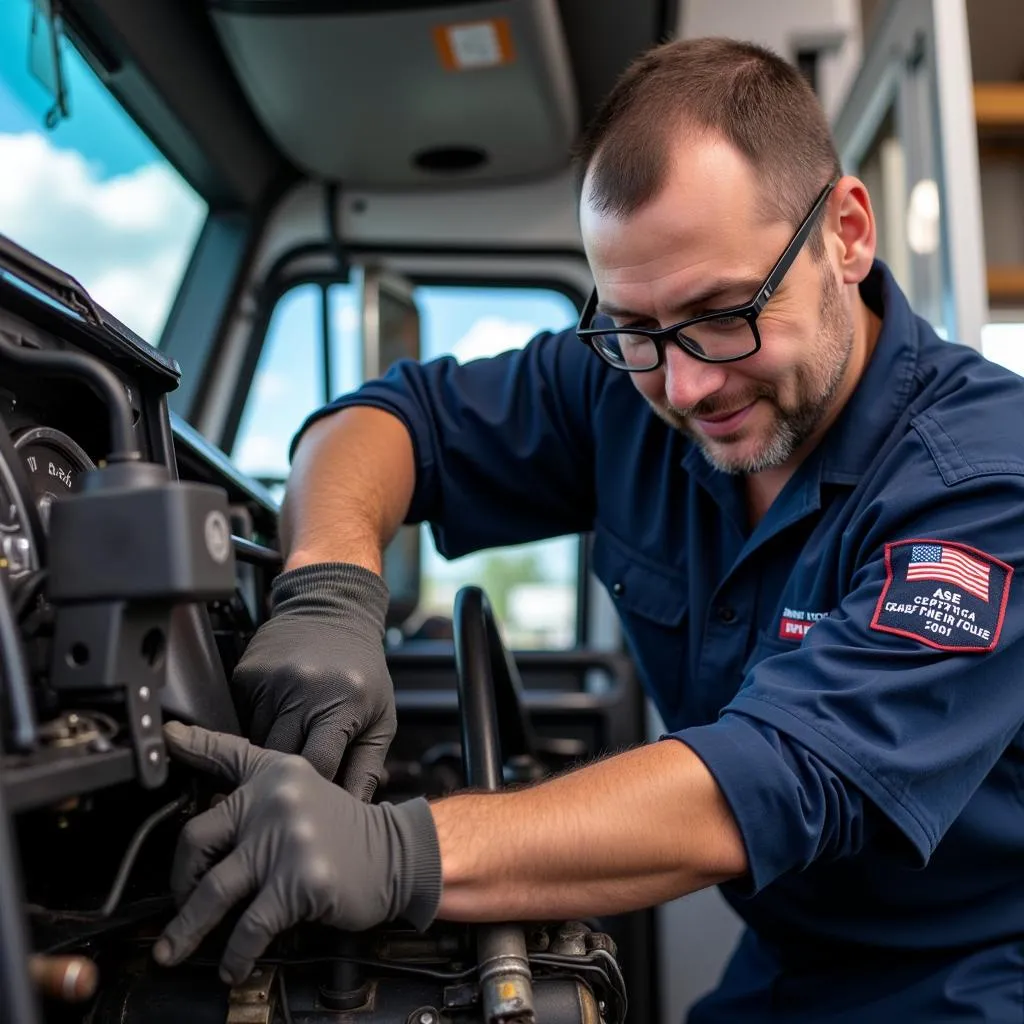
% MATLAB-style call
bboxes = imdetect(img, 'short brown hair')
[575,37,841,254]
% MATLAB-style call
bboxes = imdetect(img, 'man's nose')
[662,342,729,411]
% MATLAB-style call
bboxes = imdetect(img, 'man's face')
[580,138,854,475]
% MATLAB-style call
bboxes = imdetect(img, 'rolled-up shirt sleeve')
[289,328,604,558]
[670,466,1024,895]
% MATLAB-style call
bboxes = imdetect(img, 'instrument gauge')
[13,427,95,533]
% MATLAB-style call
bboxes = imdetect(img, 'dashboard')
[0,235,629,1024]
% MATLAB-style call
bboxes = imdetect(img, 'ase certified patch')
[870,539,1013,652]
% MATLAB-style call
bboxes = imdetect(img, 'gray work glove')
[231,562,396,797]
[152,722,442,985]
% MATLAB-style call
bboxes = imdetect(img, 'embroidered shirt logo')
[778,607,827,640]
[871,538,1012,652]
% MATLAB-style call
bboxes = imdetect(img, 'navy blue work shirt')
[294,261,1024,1022]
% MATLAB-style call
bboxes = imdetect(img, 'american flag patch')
[906,543,990,602]
[871,538,1013,653]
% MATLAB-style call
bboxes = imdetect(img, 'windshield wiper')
[0,233,104,329]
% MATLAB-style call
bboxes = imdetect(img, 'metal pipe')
[478,926,536,1024]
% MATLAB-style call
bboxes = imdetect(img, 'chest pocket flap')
[591,525,688,627]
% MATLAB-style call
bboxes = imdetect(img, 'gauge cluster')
[0,426,95,582]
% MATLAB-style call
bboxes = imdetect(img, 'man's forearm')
[431,739,748,921]
[280,407,416,573]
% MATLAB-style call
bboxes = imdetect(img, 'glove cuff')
[389,797,443,931]
[271,562,389,620]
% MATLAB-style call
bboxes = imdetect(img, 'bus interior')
[2,0,1024,1021]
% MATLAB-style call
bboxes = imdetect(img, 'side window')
[231,277,581,650]
[0,0,207,343]
[413,285,581,650]
[982,321,1024,376]
[232,281,358,494]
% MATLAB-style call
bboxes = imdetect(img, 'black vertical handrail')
[453,586,505,790]
[453,586,539,789]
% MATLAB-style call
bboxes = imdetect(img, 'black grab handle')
[452,586,538,791]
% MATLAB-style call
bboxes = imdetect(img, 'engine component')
[28,954,99,1003]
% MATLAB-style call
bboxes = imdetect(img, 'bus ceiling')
[59,0,679,204]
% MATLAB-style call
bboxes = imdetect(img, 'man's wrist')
[285,547,382,575]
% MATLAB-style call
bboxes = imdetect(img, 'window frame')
[225,256,592,648]
[1,6,224,350]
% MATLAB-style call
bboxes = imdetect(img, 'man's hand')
[152,722,442,985]
[231,562,395,796]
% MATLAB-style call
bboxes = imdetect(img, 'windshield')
[0,1,207,343]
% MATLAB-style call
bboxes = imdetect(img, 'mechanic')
[155,37,1024,1023]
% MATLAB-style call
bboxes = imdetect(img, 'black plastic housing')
[47,462,236,603]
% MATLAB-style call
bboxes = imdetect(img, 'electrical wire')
[530,949,628,1023]
[185,951,480,984]
[28,795,189,921]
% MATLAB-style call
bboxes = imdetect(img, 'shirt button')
[717,606,737,624]
[612,582,625,597]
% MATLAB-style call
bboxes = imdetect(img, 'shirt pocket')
[591,524,690,726]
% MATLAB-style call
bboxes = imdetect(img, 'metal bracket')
[227,965,278,1024]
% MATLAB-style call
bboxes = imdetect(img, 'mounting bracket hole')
[67,643,89,667]
[141,628,165,670]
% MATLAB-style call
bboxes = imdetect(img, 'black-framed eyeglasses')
[576,175,839,371]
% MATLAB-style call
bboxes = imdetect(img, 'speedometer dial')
[13,427,95,532]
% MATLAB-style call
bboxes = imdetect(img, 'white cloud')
[0,132,206,342]
[233,433,289,477]
[451,316,540,363]
[254,371,288,401]
[333,300,359,335]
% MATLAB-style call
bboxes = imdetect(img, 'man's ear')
[830,176,876,285]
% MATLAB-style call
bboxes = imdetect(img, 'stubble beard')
[653,267,854,475]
